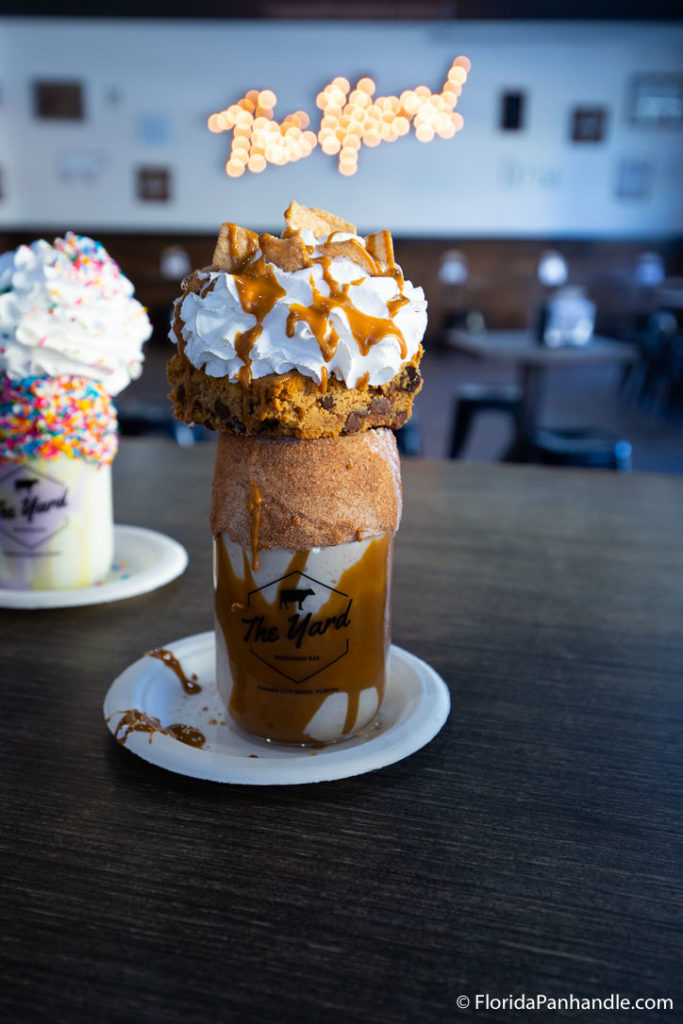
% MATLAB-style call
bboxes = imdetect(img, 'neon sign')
[208,57,471,177]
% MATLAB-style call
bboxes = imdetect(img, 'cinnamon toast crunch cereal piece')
[283,201,356,238]
[365,230,395,270]
[259,233,313,272]
[213,223,259,272]
[180,270,206,295]
[318,239,378,276]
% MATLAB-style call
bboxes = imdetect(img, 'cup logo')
[240,570,352,684]
[0,464,68,550]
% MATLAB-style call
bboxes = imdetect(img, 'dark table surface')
[2,439,682,1024]
[445,329,638,366]
[444,330,639,460]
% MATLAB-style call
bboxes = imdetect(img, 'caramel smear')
[114,709,206,749]
[247,481,263,572]
[145,648,202,695]
[214,533,391,744]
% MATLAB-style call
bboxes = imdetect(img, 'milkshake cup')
[0,234,151,590]
[211,431,401,743]
[168,202,427,743]
[0,376,116,589]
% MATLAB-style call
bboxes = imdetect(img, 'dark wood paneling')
[2,230,681,343]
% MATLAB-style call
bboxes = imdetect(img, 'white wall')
[0,18,682,238]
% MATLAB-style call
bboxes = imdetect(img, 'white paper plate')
[0,525,188,609]
[103,631,451,785]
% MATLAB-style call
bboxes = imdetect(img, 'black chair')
[117,402,206,446]
[449,382,521,459]
[395,417,422,456]
[529,427,632,471]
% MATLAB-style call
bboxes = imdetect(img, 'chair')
[117,402,206,447]
[529,427,632,471]
[448,382,521,459]
[395,417,422,456]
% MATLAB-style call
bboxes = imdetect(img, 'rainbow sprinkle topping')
[0,375,118,464]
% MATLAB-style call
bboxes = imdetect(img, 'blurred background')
[1,3,682,471]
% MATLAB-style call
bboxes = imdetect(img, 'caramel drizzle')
[286,275,407,363]
[113,709,206,749]
[232,263,286,387]
[387,294,410,317]
[319,365,329,393]
[214,534,391,744]
[225,236,408,377]
[145,648,202,694]
[247,481,263,571]
[344,237,383,274]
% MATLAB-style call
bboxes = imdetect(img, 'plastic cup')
[214,530,393,744]
[0,455,113,590]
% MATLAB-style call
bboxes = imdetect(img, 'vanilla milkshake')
[0,234,151,589]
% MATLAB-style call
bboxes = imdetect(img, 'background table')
[445,329,638,458]
[2,439,682,1024]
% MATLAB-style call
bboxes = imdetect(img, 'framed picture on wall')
[499,90,526,131]
[616,159,654,201]
[136,166,171,202]
[571,107,607,143]
[33,81,84,120]
[628,75,683,127]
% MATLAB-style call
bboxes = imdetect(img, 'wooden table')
[2,439,681,1023]
[446,329,638,459]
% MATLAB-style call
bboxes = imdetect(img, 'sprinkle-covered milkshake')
[168,203,426,743]
[0,233,151,589]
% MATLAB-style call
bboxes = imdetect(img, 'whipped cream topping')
[174,229,427,388]
[0,233,151,395]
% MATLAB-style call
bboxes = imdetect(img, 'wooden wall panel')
[1,231,681,345]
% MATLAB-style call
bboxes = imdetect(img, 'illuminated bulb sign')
[208,57,471,177]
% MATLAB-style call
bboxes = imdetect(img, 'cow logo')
[241,570,352,684]
[0,464,69,550]
[279,586,314,610]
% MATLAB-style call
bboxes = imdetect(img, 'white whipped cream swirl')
[174,230,427,387]
[0,233,151,395]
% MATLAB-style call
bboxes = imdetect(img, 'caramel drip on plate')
[113,709,206,749]
[247,481,263,572]
[114,709,163,745]
[145,648,202,694]
[214,534,391,744]
[165,723,207,748]
[233,265,286,387]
